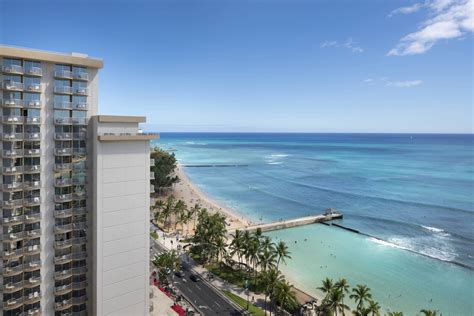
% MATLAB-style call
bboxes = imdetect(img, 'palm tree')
[259,248,277,272]
[189,203,201,231]
[419,310,439,316]
[160,195,177,229]
[350,284,372,312]
[318,277,335,302]
[274,280,298,314]
[275,240,291,271]
[174,199,187,230]
[261,268,283,315]
[385,312,404,316]
[326,289,349,316]
[335,278,350,315]
[153,250,181,285]
[366,300,381,316]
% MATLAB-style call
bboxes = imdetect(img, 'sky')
[1,0,473,133]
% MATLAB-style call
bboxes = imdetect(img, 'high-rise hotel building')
[1,46,156,315]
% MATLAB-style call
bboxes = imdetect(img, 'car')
[174,270,184,278]
[189,274,200,282]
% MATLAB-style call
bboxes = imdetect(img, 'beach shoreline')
[172,163,321,304]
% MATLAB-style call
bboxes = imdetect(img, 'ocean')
[152,133,474,315]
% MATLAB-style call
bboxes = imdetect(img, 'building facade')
[0,46,155,316]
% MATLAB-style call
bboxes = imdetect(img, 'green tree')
[335,278,351,316]
[230,230,245,269]
[350,284,372,312]
[367,300,381,316]
[151,148,179,193]
[275,240,291,271]
[261,268,283,316]
[385,312,404,316]
[326,289,349,316]
[153,250,181,285]
[191,209,227,263]
[274,280,298,313]
[318,277,335,302]
[419,310,439,316]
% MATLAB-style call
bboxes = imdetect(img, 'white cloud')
[321,38,364,53]
[386,80,424,87]
[388,0,473,56]
[388,3,425,17]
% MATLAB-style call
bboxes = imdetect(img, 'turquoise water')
[153,133,474,315]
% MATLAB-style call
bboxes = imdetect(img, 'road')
[151,238,244,316]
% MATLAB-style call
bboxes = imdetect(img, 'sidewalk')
[150,286,177,316]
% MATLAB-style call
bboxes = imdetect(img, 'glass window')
[3,91,21,99]
[24,60,41,68]
[54,95,70,103]
[3,58,22,67]
[55,64,71,72]
[54,110,70,118]
[24,93,41,101]
[73,66,87,74]
[72,81,86,89]
[3,75,22,83]
[55,79,70,87]
[24,77,40,86]
[26,109,40,117]
[72,111,86,118]
[72,96,86,103]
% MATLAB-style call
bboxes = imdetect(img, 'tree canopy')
[151,147,179,190]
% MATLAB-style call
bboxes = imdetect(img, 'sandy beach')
[168,164,319,305]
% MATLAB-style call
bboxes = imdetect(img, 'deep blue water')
[152,133,474,314]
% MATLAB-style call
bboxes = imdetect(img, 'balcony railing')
[55,298,73,310]
[72,222,87,231]
[55,208,73,217]
[4,264,24,275]
[24,180,41,189]
[55,284,73,294]
[72,281,88,290]
[2,64,23,74]
[26,276,41,286]
[24,165,41,173]
[54,163,73,171]
[2,149,23,157]
[54,268,73,279]
[150,172,155,179]
[25,66,42,76]
[24,132,41,140]
[1,98,23,107]
[73,87,88,95]
[3,297,24,310]
[72,266,87,275]
[72,295,87,304]
[55,193,73,203]
[3,280,24,293]
[24,83,41,92]
[3,81,23,90]
[3,198,24,207]
[73,71,89,80]
[25,229,41,238]
[55,239,73,248]
[25,116,41,124]
[24,291,41,304]
[24,213,41,223]
[73,148,87,156]
[55,132,73,140]
[55,148,73,155]
[1,214,24,224]
[4,248,24,258]
[2,182,23,191]
[24,260,41,272]
[54,101,73,110]
[55,70,73,79]
[73,207,87,216]
[2,116,24,124]
[24,148,41,156]
[3,165,23,173]
[3,231,25,240]
[54,253,73,264]
[55,117,73,125]
[73,102,88,110]
[2,133,23,141]
[55,178,73,186]
[24,100,42,108]
[24,244,41,254]
[54,86,73,94]
[72,251,87,260]
[72,117,87,125]
[73,132,86,139]
[55,223,73,232]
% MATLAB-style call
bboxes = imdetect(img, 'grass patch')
[150,231,159,240]
[206,263,265,293]
[223,291,265,316]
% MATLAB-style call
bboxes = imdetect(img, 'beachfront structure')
[0,46,156,315]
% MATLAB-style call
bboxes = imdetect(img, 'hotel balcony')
[3,280,24,293]
[72,178,86,185]
[24,244,41,255]
[73,148,87,156]
[24,180,41,190]
[25,276,41,287]
[150,158,155,165]
[55,284,73,295]
[4,248,24,259]
[73,132,87,140]
[55,208,73,218]
[24,132,41,141]
[24,165,41,174]
[24,99,42,108]
[1,98,23,107]
[73,87,88,96]
[55,268,73,280]
[55,147,73,156]
[54,101,73,110]
[55,193,73,203]
[54,163,73,172]
[72,251,87,260]
[54,86,73,94]
[3,198,24,207]
[2,149,23,157]
[25,66,42,77]
[150,171,155,179]
[73,102,88,110]
[55,223,73,232]
[2,81,23,91]
[24,292,41,305]
[3,231,25,241]
[2,64,23,74]
[72,266,88,275]
[2,115,24,124]
[1,214,24,224]
[24,83,41,93]
[24,213,41,223]
[25,307,42,316]
[55,70,73,79]
[3,264,24,276]
[55,117,73,125]
[73,192,87,200]
[2,132,23,141]
[25,229,41,239]
[72,222,87,231]
[72,117,87,125]
[73,71,89,80]
[3,297,24,310]
[55,239,73,249]
[24,148,41,157]
[73,163,86,171]
[24,260,41,272]
[55,299,73,311]
[56,178,73,187]
[55,132,73,141]
[3,165,23,174]
[73,206,87,216]
[2,182,23,192]
[25,116,41,125]
[55,253,73,264]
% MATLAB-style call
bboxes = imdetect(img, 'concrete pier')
[232,212,343,234]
